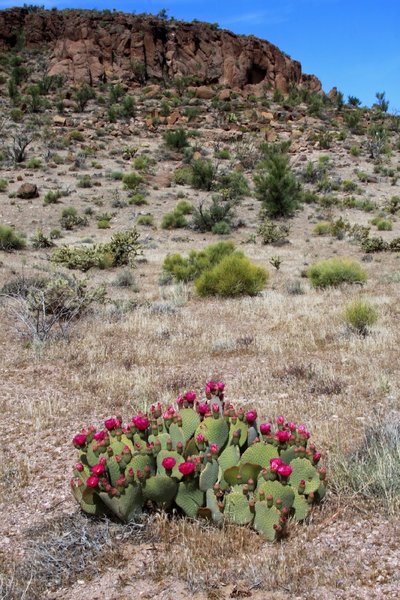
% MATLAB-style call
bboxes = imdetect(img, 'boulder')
[17,183,39,199]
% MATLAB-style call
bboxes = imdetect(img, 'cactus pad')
[240,442,279,469]
[288,458,320,495]
[224,493,254,525]
[256,480,295,509]
[253,501,281,541]
[156,450,185,480]
[292,491,310,521]
[195,416,229,449]
[99,483,143,522]
[175,483,204,518]
[179,408,201,441]
[199,459,219,491]
[142,474,178,508]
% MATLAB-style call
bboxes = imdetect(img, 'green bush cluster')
[308,257,368,288]
[162,241,268,297]
[342,299,378,335]
[0,225,26,251]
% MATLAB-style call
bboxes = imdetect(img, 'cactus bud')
[247,478,255,492]
[266,494,273,508]
[245,410,257,424]
[319,467,327,480]
[209,443,219,455]
[86,475,99,489]
[307,491,315,504]
[298,480,306,494]
[232,430,240,446]
[91,463,106,477]
[276,498,283,509]
[166,438,173,451]
[237,407,244,421]
[211,403,220,418]
[242,484,249,495]
[176,441,184,455]
[276,415,285,427]
[313,452,322,464]
[259,490,265,501]
[75,462,84,472]
[248,499,255,513]
[72,433,87,448]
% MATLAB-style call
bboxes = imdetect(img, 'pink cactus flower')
[93,430,107,442]
[91,463,106,477]
[184,391,196,403]
[245,410,257,424]
[259,423,272,435]
[176,395,184,407]
[276,415,285,426]
[277,464,293,478]
[197,402,209,415]
[287,422,297,431]
[104,418,119,431]
[212,403,220,413]
[270,458,283,472]
[217,381,225,392]
[276,430,291,443]
[178,461,196,476]
[162,457,176,470]
[75,463,84,472]
[196,433,206,444]
[86,475,99,488]
[132,415,149,431]
[210,443,219,455]
[72,433,87,447]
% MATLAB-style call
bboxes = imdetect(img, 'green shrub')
[175,200,193,215]
[0,224,26,251]
[254,153,300,218]
[161,211,187,230]
[217,171,250,199]
[137,214,154,226]
[212,221,231,235]
[107,171,124,181]
[258,218,290,244]
[26,157,42,169]
[308,257,367,288]
[215,148,230,159]
[192,195,238,232]
[349,145,361,156]
[375,218,392,231]
[342,299,378,335]
[60,207,88,230]
[97,219,111,229]
[173,166,192,185]
[163,241,238,283]
[163,128,189,150]
[313,222,332,236]
[68,130,85,142]
[361,236,388,253]
[191,159,216,191]
[74,84,96,112]
[112,269,137,288]
[122,172,143,192]
[77,175,92,188]
[195,254,268,297]
[133,155,150,172]
[128,193,148,206]
[0,178,8,192]
[43,190,63,205]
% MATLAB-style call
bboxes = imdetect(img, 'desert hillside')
[0,7,399,600]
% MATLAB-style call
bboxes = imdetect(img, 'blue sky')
[2,0,399,111]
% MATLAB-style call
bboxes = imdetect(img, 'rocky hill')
[0,7,322,92]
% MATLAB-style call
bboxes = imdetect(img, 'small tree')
[375,91,389,113]
[7,128,35,163]
[254,153,300,218]
[74,84,96,112]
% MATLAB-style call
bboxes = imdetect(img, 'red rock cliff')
[0,7,322,93]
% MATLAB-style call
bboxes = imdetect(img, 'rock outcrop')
[0,7,322,93]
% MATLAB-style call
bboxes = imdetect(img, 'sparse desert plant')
[2,272,105,342]
[163,128,189,151]
[51,229,141,271]
[308,257,368,288]
[195,254,268,297]
[122,172,143,192]
[26,157,42,169]
[60,207,88,230]
[330,412,400,513]
[43,189,63,205]
[137,214,154,227]
[7,127,35,163]
[70,382,326,541]
[0,224,26,251]
[258,218,290,245]
[161,210,187,230]
[30,229,54,249]
[191,159,216,191]
[173,166,193,185]
[342,299,378,335]
[128,193,148,206]
[313,222,332,236]
[192,195,239,233]
[74,83,96,112]
[0,178,8,192]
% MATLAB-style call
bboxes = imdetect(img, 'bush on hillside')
[195,254,268,297]
[0,225,26,251]
[308,257,367,288]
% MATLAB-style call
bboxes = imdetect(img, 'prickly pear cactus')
[71,381,327,542]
